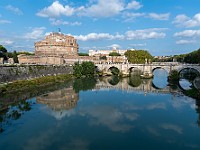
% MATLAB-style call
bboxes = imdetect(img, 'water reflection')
[1,76,200,150]
[153,68,168,89]
[37,87,79,111]
[179,79,192,90]
[128,75,142,87]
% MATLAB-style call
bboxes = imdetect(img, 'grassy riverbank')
[0,74,73,94]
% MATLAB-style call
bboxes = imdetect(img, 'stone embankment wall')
[0,65,73,83]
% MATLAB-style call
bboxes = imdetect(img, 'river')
[0,69,200,150]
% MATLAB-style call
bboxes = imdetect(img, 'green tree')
[125,50,153,64]
[81,61,95,77]
[110,67,120,75]
[13,50,19,63]
[168,70,179,83]
[109,52,121,56]
[100,56,107,60]
[0,45,7,53]
[73,61,96,78]
[73,62,83,78]
[0,45,8,62]
[184,48,200,64]
[78,53,89,56]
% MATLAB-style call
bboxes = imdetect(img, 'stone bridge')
[95,62,200,76]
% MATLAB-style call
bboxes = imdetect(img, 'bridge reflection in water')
[94,76,179,95]
[35,75,185,117]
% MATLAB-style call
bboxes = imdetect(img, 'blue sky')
[0,0,200,56]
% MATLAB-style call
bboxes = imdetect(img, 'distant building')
[89,49,128,57]
[89,48,129,64]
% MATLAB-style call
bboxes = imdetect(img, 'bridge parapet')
[95,63,200,76]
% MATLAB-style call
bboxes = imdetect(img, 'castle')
[18,32,128,65]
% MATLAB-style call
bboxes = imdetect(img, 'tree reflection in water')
[128,75,142,87]
[0,101,32,133]
[108,75,120,86]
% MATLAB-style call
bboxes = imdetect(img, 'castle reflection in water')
[36,87,79,112]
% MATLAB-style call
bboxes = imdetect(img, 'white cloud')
[75,33,116,41]
[75,28,166,41]
[173,13,200,28]
[83,0,124,17]
[123,12,145,22]
[36,1,74,17]
[148,13,170,20]
[49,18,81,26]
[125,28,166,40]
[0,20,11,24]
[176,40,196,45]
[126,0,143,10]
[23,27,46,40]
[0,39,13,45]
[36,0,143,18]
[107,44,121,49]
[174,30,200,37]
[6,5,23,15]
[129,43,146,47]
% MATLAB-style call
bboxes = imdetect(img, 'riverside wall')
[0,65,73,83]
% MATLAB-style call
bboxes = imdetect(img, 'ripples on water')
[0,71,200,150]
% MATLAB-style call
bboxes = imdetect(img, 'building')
[89,48,129,64]
[18,32,80,65]
[89,49,128,57]
[35,32,78,57]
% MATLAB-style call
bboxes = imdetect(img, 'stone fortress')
[18,32,128,65]
[35,32,78,57]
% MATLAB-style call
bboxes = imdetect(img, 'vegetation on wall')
[0,74,72,94]
[125,50,153,64]
[73,61,95,78]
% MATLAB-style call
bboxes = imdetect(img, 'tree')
[0,45,8,62]
[0,45,7,53]
[13,50,19,63]
[81,61,95,77]
[109,52,121,56]
[78,53,89,56]
[73,61,96,78]
[100,56,107,60]
[125,50,153,64]
[73,62,83,78]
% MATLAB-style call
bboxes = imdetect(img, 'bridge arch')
[152,67,170,74]
[178,67,200,76]
[108,66,120,75]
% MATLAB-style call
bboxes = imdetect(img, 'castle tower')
[34,32,79,57]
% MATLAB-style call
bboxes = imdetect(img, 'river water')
[0,69,200,150]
